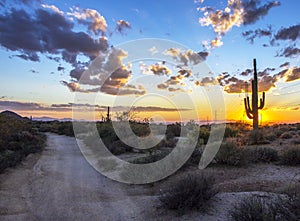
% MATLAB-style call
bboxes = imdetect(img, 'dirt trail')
[0,133,151,221]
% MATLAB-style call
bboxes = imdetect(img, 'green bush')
[246,147,279,163]
[159,172,217,213]
[280,146,300,166]
[215,141,247,166]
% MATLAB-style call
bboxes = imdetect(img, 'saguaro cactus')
[244,59,265,130]
[106,106,111,122]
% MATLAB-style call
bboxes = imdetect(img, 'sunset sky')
[0,0,299,123]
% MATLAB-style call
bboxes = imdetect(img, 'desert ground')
[1,132,299,221]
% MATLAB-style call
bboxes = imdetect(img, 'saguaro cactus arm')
[258,92,265,109]
[244,97,254,119]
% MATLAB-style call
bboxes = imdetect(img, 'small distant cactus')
[244,59,265,131]
[106,106,111,122]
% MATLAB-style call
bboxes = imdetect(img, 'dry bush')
[280,146,300,166]
[159,172,217,213]
[215,141,247,166]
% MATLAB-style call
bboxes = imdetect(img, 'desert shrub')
[290,138,300,145]
[230,193,300,221]
[198,126,210,145]
[130,122,150,137]
[246,147,279,163]
[97,123,119,146]
[185,147,203,166]
[280,146,300,166]
[0,114,46,173]
[159,172,217,213]
[83,132,131,155]
[229,195,276,221]
[108,140,132,155]
[166,123,181,137]
[224,126,239,138]
[249,130,270,145]
[130,150,169,164]
[215,141,247,166]
[280,131,294,139]
[275,193,300,221]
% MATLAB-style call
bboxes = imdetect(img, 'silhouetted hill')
[0,110,26,121]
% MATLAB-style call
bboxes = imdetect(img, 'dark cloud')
[275,24,300,41]
[61,47,147,96]
[0,100,191,113]
[242,0,280,25]
[132,106,190,112]
[198,0,279,48]
[0,100,44,110]
[12,53,40,62]
[217,72,230,86]
[240,68,253,76]
[279,62,290,68]
[29,69,39,74]
[0,8,108,62]
[178,69,192,78]
[258,67,275,77]
[116,20,131,34]
[197,51,209,60]
[223,77,246,93]
[157,83,169,90]
[57,66,65,72]
[258,75,277,91]
[168,87,184,92]
[242,27,272,43]
[61,51,77,65]
[195,77,217,86]
[164,48,207,65]
[217,66,279,93]
[279,46,300,58]
[285,67,300,82]
[143,63,171,76]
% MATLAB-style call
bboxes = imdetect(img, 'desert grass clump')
[215,141,247,166]
[159,172,217,213]
[229,195,276,221]
[280,131,294,139]
[280,146,300,166]
[248,130,270,145]
[246,146,279,163]
[230,192,300,221]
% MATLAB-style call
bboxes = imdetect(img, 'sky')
[0,0,299,123]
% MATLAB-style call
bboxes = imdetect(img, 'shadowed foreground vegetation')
[0,111,46,173]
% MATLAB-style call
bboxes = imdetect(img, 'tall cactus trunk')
[252,59,259,131]
[244,59,265,131]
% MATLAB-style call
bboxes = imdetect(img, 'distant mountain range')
[32,116,73,122]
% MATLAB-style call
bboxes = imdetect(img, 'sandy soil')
[0,133,299,221]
